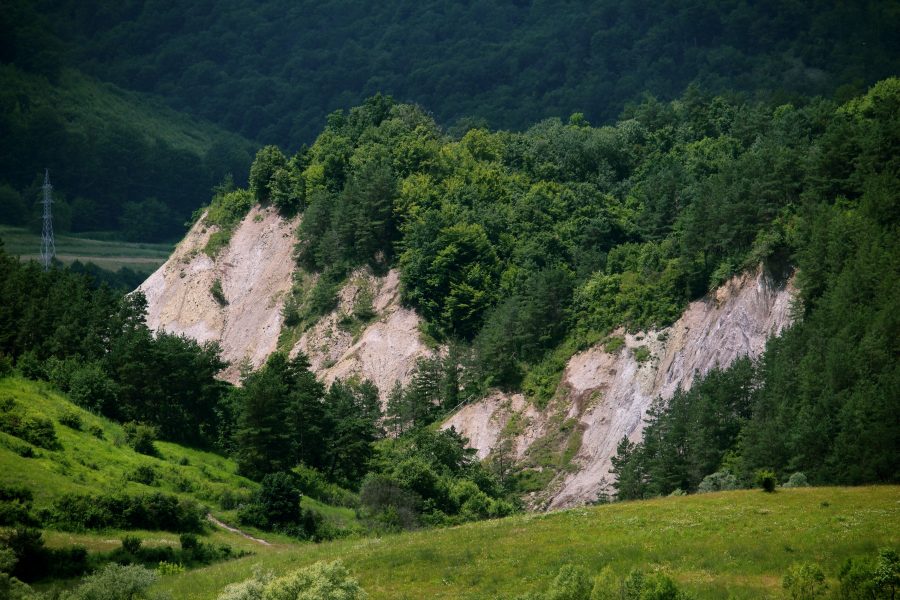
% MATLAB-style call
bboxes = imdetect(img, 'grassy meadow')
[157,485,898,599]
[1,376,896,599]
[0,225,172,274]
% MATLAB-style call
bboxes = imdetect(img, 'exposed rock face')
[443,268,795,509]
[138,205,299,383]
[291,268,433,402]
[141,213,793,509]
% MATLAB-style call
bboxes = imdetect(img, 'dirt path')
[206,513,272,546]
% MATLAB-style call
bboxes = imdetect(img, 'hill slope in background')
[0,63,256,241]
[26,0,900,148]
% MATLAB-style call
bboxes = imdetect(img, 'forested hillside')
[15,0,900,149]
[0,2,256,242]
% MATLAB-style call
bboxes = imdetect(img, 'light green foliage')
[782,563,828,600]
[220,562,365,600]
[61,564,167,600]
[203,188,255,257]
[696,471,738,494]
[217,568,274,600]
[546,564,593,600]
[784,472,809,488]
[264,561,366,600]
[249,146,288,204]
[839,549,900,599]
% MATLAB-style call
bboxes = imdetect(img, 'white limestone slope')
[291,268,434,402]
[138,205,299,383]
[444,268,795,509]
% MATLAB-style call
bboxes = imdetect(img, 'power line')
[40,169,55,270]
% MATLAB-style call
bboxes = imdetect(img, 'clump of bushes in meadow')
[110,533,244,571]
[0,397,60,450]
[217,560,366,600]
[123,421,159,456]
[45,491,204,532]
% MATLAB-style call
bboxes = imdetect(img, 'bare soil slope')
[139,205,299,382]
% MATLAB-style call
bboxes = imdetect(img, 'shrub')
[697,471,738,493]
[121,535,142,555]
[217,568,274,600]
[20,416,60,450]
[783,563,828,599]
[755,469,777,493]
[58,410,82,430]
[179,533,199,551]
[262,560,366,600]
[545,564,592,600]
[839,548,900,599]
[61,564,164,600]
[88,424,104,439]
[211,278,228,306]
[784,472,810,488]
[123,422,159,456]
[0,485,36,527]
[127,465,158,486]
[47,493,204,533]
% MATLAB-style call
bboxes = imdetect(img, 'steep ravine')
[443,268,794,509]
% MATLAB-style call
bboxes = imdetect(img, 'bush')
[211,278,228,306]
[783,563,828,599]
[839,548,900,599]
[0,485,36,527]
[121,535,142,555]
[127,465,158,486]
[47,492,204,533]
[88,424,104,439]
[123,422,159,456]
[265,560,366,600]
[755,469,777,493]
[60,564,164,600]
[19,416,60,450]
[58,409,83,430]
[784,472,810,488]
[697,471,738,493]
[544,564,592,600]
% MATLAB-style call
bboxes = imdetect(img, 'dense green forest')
[3,0,898,243]
[21,0,900,149]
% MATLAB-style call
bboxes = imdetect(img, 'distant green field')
[0,225,172,274]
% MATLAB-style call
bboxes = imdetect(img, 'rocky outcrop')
[139,205,299,383]
[443,268,795,509]
[290,268,434,401]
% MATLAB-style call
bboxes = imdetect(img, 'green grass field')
[0,225,172,274]
[157,486,898,599]
[1,376,896,599]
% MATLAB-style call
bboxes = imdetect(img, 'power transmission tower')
[40,169,55,270]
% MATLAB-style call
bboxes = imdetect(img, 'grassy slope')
[0,377,280,552]
[0,225,172,274]
[159,487,899,599]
